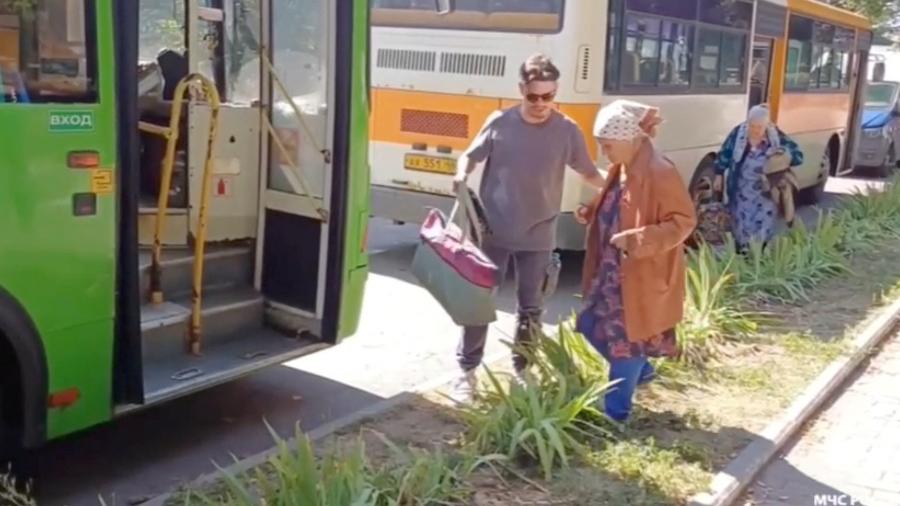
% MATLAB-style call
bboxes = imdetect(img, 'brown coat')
[581,139,697,343]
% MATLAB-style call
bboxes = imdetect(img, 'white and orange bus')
[369,0,873,250]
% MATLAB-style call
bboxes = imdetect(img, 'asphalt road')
[21,175,882,506]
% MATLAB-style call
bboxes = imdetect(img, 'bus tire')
[0,289,48,453]
[0,339,23,466]
[877,143,896,179]
[797,138,836,206]
[685,157,717,248]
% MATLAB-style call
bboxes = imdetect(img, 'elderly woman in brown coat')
[575,100,697,423]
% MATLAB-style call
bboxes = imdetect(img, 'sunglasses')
[525,92,556,103]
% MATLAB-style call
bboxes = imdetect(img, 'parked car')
[855,80,900,177]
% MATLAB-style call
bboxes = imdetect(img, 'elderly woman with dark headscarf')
[574,100,696,424]
[713,104,804,252]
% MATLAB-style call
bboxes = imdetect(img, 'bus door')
[255,0,335,337]
[841,31,873,174]
[750,37,775,109]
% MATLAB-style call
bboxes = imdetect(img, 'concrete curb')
[688,296,900,506]
[142,348,513,505]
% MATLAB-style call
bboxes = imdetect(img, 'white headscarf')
[733,104,781,166]
[593,99,662,141]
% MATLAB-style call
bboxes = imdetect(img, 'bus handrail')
[143,73,221,356]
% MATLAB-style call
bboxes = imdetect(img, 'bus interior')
[126,0,352,409]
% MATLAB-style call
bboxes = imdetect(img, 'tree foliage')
[828,0,899,28]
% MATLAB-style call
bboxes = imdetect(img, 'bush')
[193,424,476,506]
[676,243,758,367]
[461,328,616,481]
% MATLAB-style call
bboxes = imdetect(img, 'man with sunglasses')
[451,53,606,402]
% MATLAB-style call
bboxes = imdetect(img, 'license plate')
[404,154,456,175]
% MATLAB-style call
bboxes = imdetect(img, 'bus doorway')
[119,0,366,410]
[749,37,774,109]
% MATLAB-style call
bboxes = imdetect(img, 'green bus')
[0,0,370,459]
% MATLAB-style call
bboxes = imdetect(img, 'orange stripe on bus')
[778,93,851,134]
[371,88,602,160]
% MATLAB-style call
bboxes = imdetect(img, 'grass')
[157,177,900,505]
[0,469,34,506]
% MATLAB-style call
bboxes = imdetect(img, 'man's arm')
[568,125,605,189]
[453,112,499,190]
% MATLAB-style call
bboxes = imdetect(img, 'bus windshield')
[865,82,899,108]
[371,0,565,33]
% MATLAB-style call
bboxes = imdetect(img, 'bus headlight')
[864,128,883,138]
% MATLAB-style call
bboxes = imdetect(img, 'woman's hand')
[713,175,724,193]
[575,204,591,225]
[610,231,632,252]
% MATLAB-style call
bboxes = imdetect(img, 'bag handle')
[446,186,483,246]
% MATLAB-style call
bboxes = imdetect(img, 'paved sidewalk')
[744,333,900,506]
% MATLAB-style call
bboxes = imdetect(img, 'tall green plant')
[195,424,378,506]
[677,243,758,366]
[462,367,611,481]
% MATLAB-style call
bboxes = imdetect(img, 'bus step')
[138,244,254,301]
[136,327,325,409]
[140,285,263,362]
[138,211,189,247]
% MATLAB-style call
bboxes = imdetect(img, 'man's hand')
[582,170,606,189]
[452,173,468,193]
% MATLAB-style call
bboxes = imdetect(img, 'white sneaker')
[512,368,536,389]
[449,370,478,404]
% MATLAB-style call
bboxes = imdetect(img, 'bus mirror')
[434,0,453,14]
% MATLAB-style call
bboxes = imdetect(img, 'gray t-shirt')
[464,107,596,251]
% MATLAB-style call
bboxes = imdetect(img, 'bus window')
[269,0,330,198]
[0,0,96,103]
[606,0,750,93]
[370,0,565,33]
[139,0,186,62]
[786,16,813,90]
[621,15,695,88]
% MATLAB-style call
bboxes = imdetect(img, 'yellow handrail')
[145,73,220,356]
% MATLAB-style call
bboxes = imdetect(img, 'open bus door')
[115,0,368,411]
[840,30,873,174]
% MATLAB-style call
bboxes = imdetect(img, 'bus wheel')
[797,142,833,206]
[686,158,717,249]
[688,158,717,203]
[877,143,896,179]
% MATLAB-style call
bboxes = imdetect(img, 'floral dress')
[576,177,678,360]
[732,141,777,248]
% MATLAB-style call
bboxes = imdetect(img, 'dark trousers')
[457,242,552,372]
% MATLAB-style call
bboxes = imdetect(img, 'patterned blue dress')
[732,141,777,248]
[576,177,678,361]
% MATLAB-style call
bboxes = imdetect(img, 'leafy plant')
[366,431,489,506]
[676,242,758,367]
[461,328,618,481]
[195,423,378,506]
[0,469,34,506]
